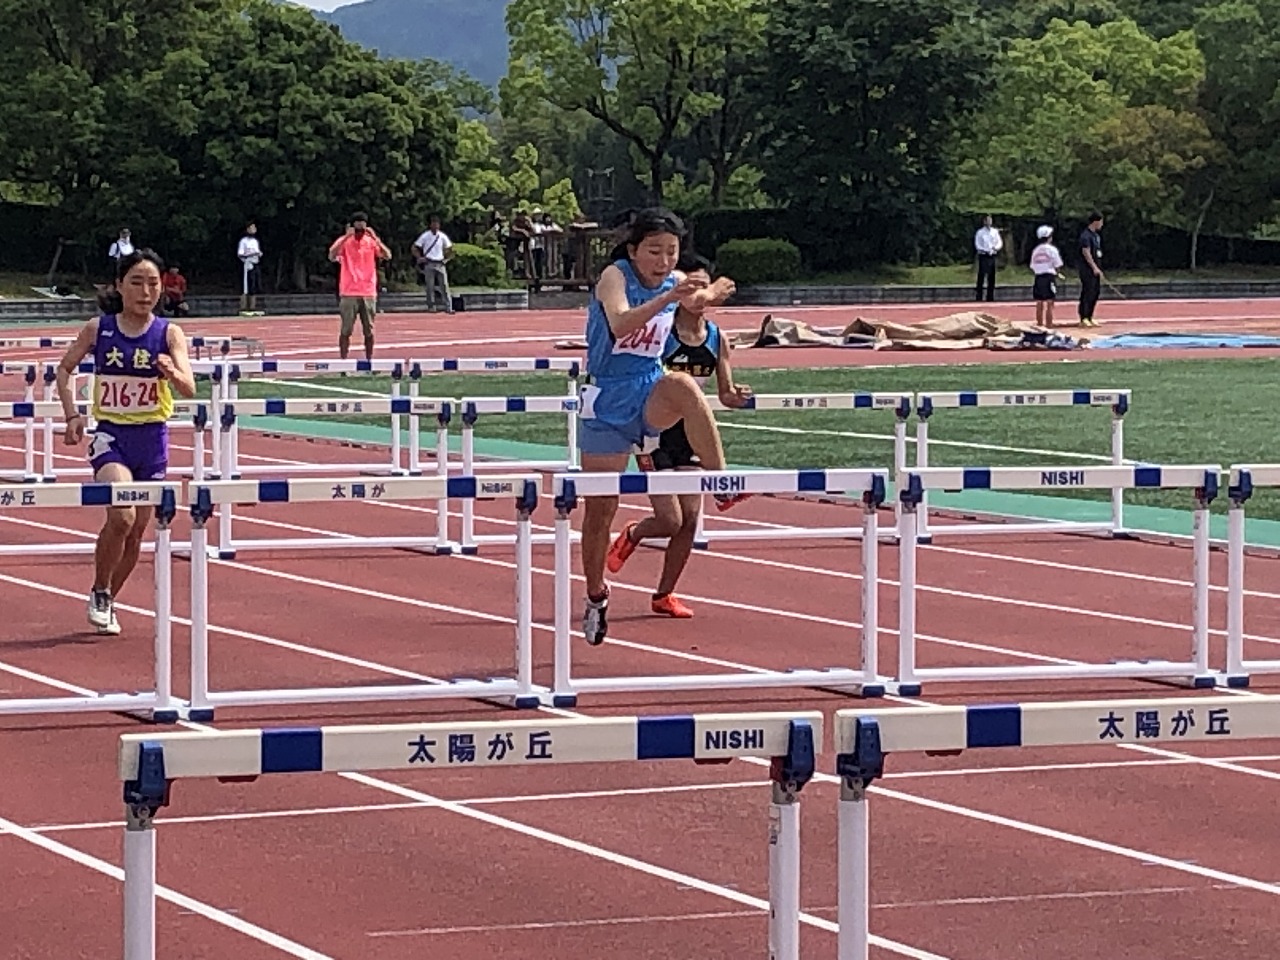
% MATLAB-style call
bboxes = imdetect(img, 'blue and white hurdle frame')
[550,468,890,703]
[184,474,543,717]
[833,694,1278,960]
[117,711,820,960]
[896,464,1221,693]
[674,392,910,549]
[0,481,181,718]
[911,390,1131,539]
[1223,465,1280,686]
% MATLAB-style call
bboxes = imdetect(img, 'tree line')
[1,0,1277,288]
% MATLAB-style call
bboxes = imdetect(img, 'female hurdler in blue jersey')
[578,209,736,645]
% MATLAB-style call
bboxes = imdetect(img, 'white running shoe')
[87,589,112,630]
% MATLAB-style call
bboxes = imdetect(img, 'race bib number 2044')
[612,315,672,358]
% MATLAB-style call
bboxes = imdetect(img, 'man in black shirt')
[1077,212,1105,327]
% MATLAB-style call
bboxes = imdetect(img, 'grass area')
[223,357,1280,519]
[807,263,1280,287]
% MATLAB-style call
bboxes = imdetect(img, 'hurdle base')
[918,520,1114,539]
[0,692,167,718]
[1220,675,1251,689]
[906,662,1209,685]
[1111,529,1139,541]
[551,694,579,708]
[812,682,887,699]
[562,667,879,697]
[199,678,548,710]
[888,682,924,697]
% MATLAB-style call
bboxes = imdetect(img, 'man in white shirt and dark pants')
[974,215,1002,301]
[412,216,454,314]
[237,223,263,316]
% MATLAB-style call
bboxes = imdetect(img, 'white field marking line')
[267,333,580,357]
[26,782,771,836]
[27,751,1280,839]
[717,420,1119,463]
[364,880,1270,937]
[366,911,766,937]
[1,529,1279,932]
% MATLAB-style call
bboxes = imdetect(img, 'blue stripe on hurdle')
[264,399,287,415]
[962,467,991,489]
[958,392,978,407]
[854,394,872,409]
[13,402,34,418]
[797,469,826,491]
[966,705,1022,747]
[619,473,649,495]
[740,396,757,410]
[506,397,527,413]
[261,361,279,373]
[80,484,112,506]
[1134,466,1162,488]
[260,728,324,773]
[356,361,372,372]
[534,358,551,370]
[446,476,477,499]
[1073,390,1091,405]
[258,480,289,502]
[39,338,55,348]
[391,398,410,414]
[443,359,460,371]
[636,716,695,759]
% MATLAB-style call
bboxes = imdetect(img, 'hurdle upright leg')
[151,509,176,721]
[188,505,214,720]
[1110,407,1127,533]
[896,496,921,695]
[836,777,871,960]
[860,491,880,684]
[552,490,576,707]
[1225,496,1249,684]
[514,495,537,707]
[768,780,802,960]
[1191,492,1212,680]
[460,408,478,553]
[122,805,158,960]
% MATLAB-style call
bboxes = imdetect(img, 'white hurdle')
[0,480,181,718]
[1222,465,1280,687]
[683,392,910,549]
[895,464,1221,694]
[550,468,890,704]
[117,711,820,960]
[912,389,1130,539]
[833,694,1277,960]
[184,473,544,718]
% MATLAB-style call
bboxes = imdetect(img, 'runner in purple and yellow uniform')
[56,250,196,636]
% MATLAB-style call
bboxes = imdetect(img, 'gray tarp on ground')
[729,312,1091,351]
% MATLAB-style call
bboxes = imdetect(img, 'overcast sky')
[292,0,350,11]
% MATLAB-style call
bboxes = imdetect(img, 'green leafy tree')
[947,18,1222,265]
[504,0,763,204]
[754,0,993,265]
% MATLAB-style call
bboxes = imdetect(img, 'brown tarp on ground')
[729,312,1090,351]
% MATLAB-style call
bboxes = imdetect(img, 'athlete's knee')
[103,505,136,534]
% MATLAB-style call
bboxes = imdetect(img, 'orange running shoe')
[606,521,639,573]
[714,492,753,513]
[652,593,694,618]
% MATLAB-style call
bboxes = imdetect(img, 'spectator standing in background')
[237,222,263,317]
[1029,225,1064,328]
[327,211,391,361]
[1077,212,1105,327]
[161,264,189,317]
[411,215,454,314]
[973,215,1002,302]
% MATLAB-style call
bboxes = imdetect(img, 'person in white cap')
[1029,225,1065,327]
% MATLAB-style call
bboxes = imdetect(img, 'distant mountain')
[316,0,511,88]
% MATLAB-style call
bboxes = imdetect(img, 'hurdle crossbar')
[912,389,1131,539]
[0,482,182,718]
[687,393,910,549]
[117,711,820,960]
[455,394,581,553]
[550,469,890,703]
[185,474,543,717]
[1223,465,1280,687]
[833,695,1276,960]
[895,464,1221,693]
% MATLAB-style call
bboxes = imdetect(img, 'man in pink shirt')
[327,212,392,360]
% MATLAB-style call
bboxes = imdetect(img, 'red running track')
[3,427,1280,959]
[6,296,1280,372]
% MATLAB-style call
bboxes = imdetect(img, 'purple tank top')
[94,314,170,376]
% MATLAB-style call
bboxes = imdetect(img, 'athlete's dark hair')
[677,250,712,275]
[608,207,686,262]
[1088,211,1104,224]
[97,249,166,315]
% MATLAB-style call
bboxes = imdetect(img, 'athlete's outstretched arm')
[597,264,706,339]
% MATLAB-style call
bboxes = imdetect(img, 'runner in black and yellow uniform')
[606,254,752,618]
